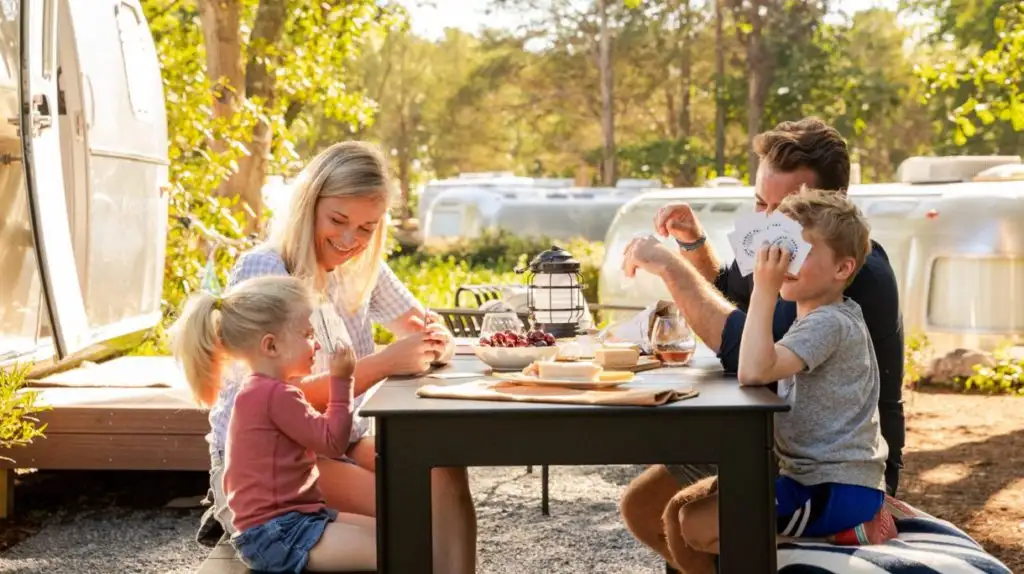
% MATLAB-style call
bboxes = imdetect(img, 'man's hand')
[623,236,679,278]
[654,203,706,244]
[753,245,791,294]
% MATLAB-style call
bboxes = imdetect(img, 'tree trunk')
[714,0,726,176]
[233,0,287,232]
[679,0,692,140]
[666,88,678,140]
[198,0,244,138]
[745,0,772,181]
[598,0,617,186]
[199,0,287,233]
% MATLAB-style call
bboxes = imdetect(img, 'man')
[618,117,905,564]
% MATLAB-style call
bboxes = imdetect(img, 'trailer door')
[20,0,89,358]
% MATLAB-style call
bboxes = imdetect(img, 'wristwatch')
[675,234,707,252]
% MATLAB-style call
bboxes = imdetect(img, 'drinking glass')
[652,315,696,367]
[480,310,525,340]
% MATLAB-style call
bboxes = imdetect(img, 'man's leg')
[664,476,718,574]
[879,401,904,495]
[620,464,717,564]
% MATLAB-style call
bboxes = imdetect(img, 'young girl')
[171,275,377,573]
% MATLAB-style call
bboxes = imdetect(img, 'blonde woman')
[201,141,476,573]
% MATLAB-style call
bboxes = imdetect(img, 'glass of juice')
[652,315,696,366]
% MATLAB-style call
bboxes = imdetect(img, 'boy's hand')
[623,236,677,278]
[753,245,791,293]
[329,340,357,379]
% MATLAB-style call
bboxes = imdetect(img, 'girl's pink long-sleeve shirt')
[223,373,353,533]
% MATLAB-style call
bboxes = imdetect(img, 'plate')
[500,371,636,389]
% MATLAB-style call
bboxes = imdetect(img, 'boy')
[666,187,890,573]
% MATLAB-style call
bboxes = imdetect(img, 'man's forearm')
[656,256,736,352]
[679,243,721,285]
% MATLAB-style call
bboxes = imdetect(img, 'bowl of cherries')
[474,330,560,370]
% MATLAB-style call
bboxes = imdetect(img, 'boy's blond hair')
[778,186,871,273]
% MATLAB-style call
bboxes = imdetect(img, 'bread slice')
[595,346,640,369]
[536,361,603,382]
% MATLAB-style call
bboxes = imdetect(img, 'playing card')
[727,212,761,273]
[311,307,334,354]
[738,225,771,275]
[765,211,803,237]
[728,210,809,276]
[734,211,768,232]
[759,226,812,275]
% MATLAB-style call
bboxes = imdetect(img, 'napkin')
[597,300,676,354]
[416,379,698,407]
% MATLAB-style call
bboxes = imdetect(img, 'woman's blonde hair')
[169,275,314,406]
[270,141,394,312]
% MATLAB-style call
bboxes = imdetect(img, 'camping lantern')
[517,245,586,338]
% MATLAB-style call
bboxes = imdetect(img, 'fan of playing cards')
[727,211,812,277]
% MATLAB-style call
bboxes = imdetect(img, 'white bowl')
[472,345,560,371]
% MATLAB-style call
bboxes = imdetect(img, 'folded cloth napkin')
[416,379,698,406]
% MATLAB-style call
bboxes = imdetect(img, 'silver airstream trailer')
[598,156,1024,356]
[1,0,168,373]
[416,173,574,225]
[421,185,653,246]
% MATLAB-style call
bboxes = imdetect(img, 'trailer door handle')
[29,93,53,136]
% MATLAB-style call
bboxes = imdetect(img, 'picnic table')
[362,346,789,573]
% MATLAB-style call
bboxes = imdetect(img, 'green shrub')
[377,232,605,344]
[0,363,52,463]
[903,331,932,389]
[395,230,604,304]
[957,353,1024,396]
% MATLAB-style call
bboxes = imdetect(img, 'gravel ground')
[0,465,666,573]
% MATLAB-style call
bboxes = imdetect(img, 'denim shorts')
[231,508,338,573]
[775,476,884,537]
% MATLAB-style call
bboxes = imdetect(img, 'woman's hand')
[378,332,448,376]
[425,321,455,365]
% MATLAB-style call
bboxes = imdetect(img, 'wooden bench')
[198,535,376,573]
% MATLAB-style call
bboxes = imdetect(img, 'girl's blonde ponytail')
[169,275,315,406]
[170,292,224,407]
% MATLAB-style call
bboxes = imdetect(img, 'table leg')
[717,413,777,573]
[375,418,433,573]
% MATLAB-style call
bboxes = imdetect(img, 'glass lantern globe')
[516,245,586,339]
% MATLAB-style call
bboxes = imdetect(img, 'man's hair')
[754,117,850,191]
[778,187,870,273]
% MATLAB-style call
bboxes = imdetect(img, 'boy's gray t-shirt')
[775,298,889,491]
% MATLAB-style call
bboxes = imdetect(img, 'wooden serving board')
[625,356,663,373]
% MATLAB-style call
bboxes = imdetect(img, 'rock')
[924,348,996,384]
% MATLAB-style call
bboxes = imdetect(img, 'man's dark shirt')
[714,240,906,495]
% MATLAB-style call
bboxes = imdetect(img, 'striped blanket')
[777,498,1012,573]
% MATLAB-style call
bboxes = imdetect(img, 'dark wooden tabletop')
[361,348,788,417]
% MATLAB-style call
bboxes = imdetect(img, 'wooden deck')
[0,356,210,518]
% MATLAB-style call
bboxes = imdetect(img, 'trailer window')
[928,257,1024,331]
[115,1,156,120]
